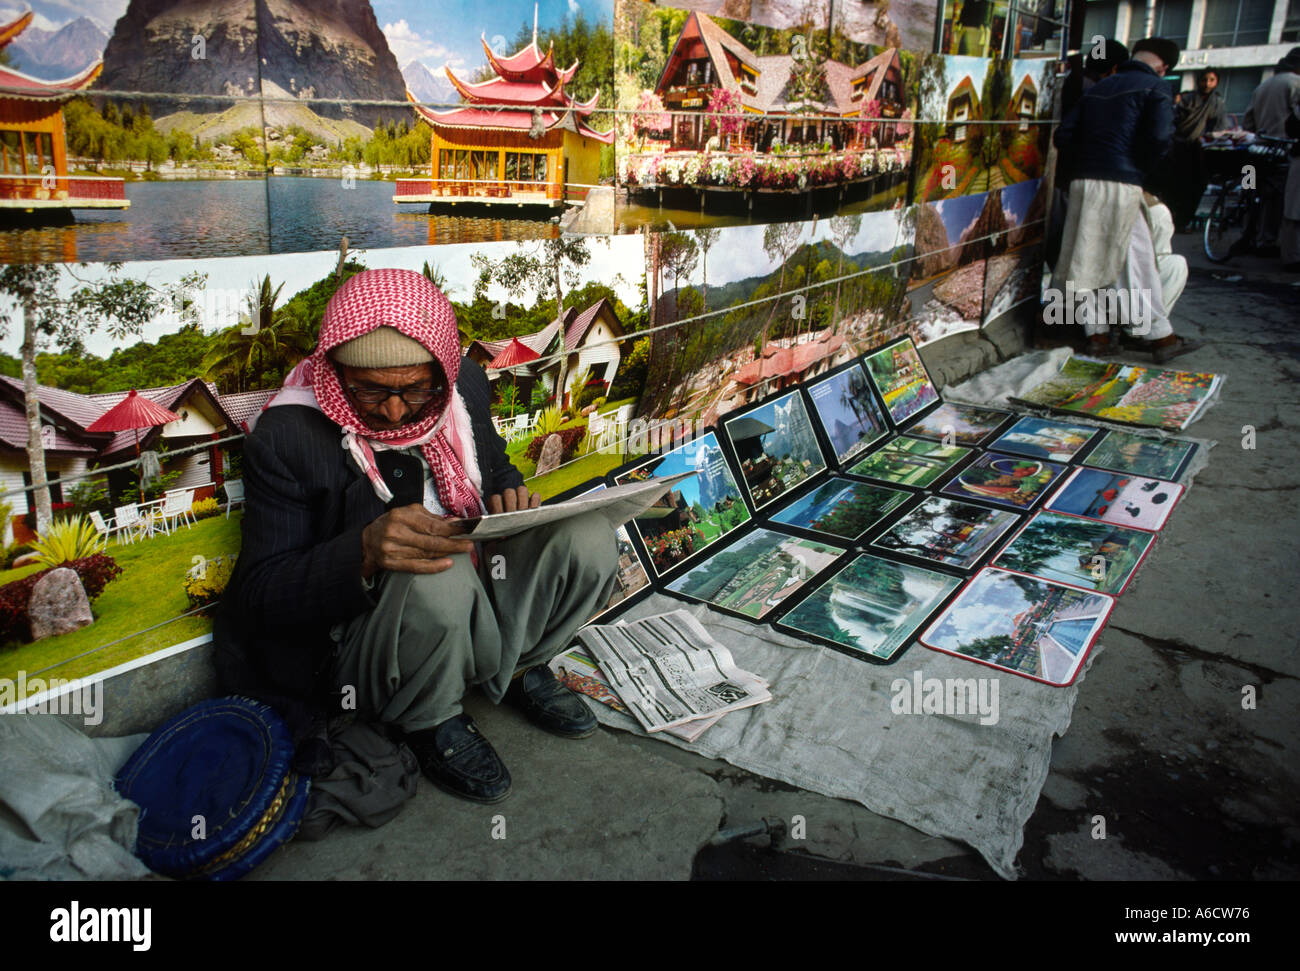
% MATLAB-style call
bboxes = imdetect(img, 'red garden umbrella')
[487,338,540,370]
[487,339,541,419]
[86,389,183,502]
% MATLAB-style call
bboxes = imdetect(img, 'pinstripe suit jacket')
[213,358,523,735]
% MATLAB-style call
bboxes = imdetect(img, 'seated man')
[215,268,619,804]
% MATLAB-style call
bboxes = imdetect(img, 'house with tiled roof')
[464,297,625,409]
[652,12,907,153]
[0,376,257,542]
[1010,72,1038,131]
[946,76,980,143]
[0,9,128,213]
[395,22,613,209]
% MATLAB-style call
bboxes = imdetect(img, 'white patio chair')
[112,504,144,544]
[87,510,116,551]
[584,412,608,454]
[161,489,196,534]
[503,413,527,443]
[223,478,245,519]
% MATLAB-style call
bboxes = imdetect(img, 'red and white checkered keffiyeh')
[265,268,484,518]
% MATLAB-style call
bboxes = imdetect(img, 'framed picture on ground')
[901,401,1014,446]
[920,567,1115,687]
[662,526,845,622]
[719,388,829,514]
[612,431,752,579]
[938,451,1067,511]
[767,476,913,543]
[869,496,1020,571]
[992,510,1156,596]
[773,553,963,664]
[1044,468,1184,532]
[804,361,892,468]
[988,416,1100,462]
[845,436,972,488]
[862,336,941,427]
[1082,429,1198,481]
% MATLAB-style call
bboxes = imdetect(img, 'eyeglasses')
[347,385,443,406]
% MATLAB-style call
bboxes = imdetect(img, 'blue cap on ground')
[115,696,310,881]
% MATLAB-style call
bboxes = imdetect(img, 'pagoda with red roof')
[395,18,612,209]
[0,9,128,215]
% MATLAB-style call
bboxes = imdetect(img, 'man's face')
[339,362,444,431]
[1200,72,1218,93]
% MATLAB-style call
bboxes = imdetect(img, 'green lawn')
[527,447,645,500]
[597,397,637,415]
[0,513,243,697]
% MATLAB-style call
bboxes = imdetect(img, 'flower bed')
[622,145,910,190]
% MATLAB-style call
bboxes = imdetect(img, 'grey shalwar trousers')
[333,511,618,732]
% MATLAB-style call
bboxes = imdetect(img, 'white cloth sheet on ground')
[581,351,1215,879]
[0,716,150,880]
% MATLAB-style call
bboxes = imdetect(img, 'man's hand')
[485,485,541,514]
[361,504,474,578]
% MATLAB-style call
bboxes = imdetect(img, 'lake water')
[614,174,910,233]
[0,177,559,264]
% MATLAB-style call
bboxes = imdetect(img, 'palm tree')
[202,275,312,392]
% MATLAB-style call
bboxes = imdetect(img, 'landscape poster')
[1045,468,1183,533]
[870,496,1019,569]
[721,389,827,511]
[778,553,962,661]
[993,510,1155,595]
[1083,430,1198,481]
[979,177,1048,324]
[921,567,1114,686]
[769,476,910,541]
[639,209,913,431]
[806,364,890,465]
[862,337,939,424]
[0,0,618,262]
[0,234,648,697]
[903,401,1009,445]
[614,0,919,231]
[615,430,751,575]
[665,525,842,620]
[847,436,970,487]
[905,190,993,342]
[649,0,939,53]
[912,53,1009,204]
[1013,358,1224,431]
[936,1,1009,58]
[989,416,1098,462]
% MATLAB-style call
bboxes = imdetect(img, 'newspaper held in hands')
[577,610,772,734]
[455,471,696,541]
[547,646,728,743]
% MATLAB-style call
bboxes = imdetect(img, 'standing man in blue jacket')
[1052,38,1198,361]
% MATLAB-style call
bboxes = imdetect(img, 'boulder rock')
[535,433,565,477]
[28,567,94,640]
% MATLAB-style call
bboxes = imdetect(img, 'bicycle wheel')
[1203,186,1237,263]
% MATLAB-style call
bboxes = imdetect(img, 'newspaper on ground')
[547,646,727,743]
[577,611,772,734]
[455,471,696,540]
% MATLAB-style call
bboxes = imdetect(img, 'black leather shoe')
[504,665,598,739]
[400,714,511,803]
